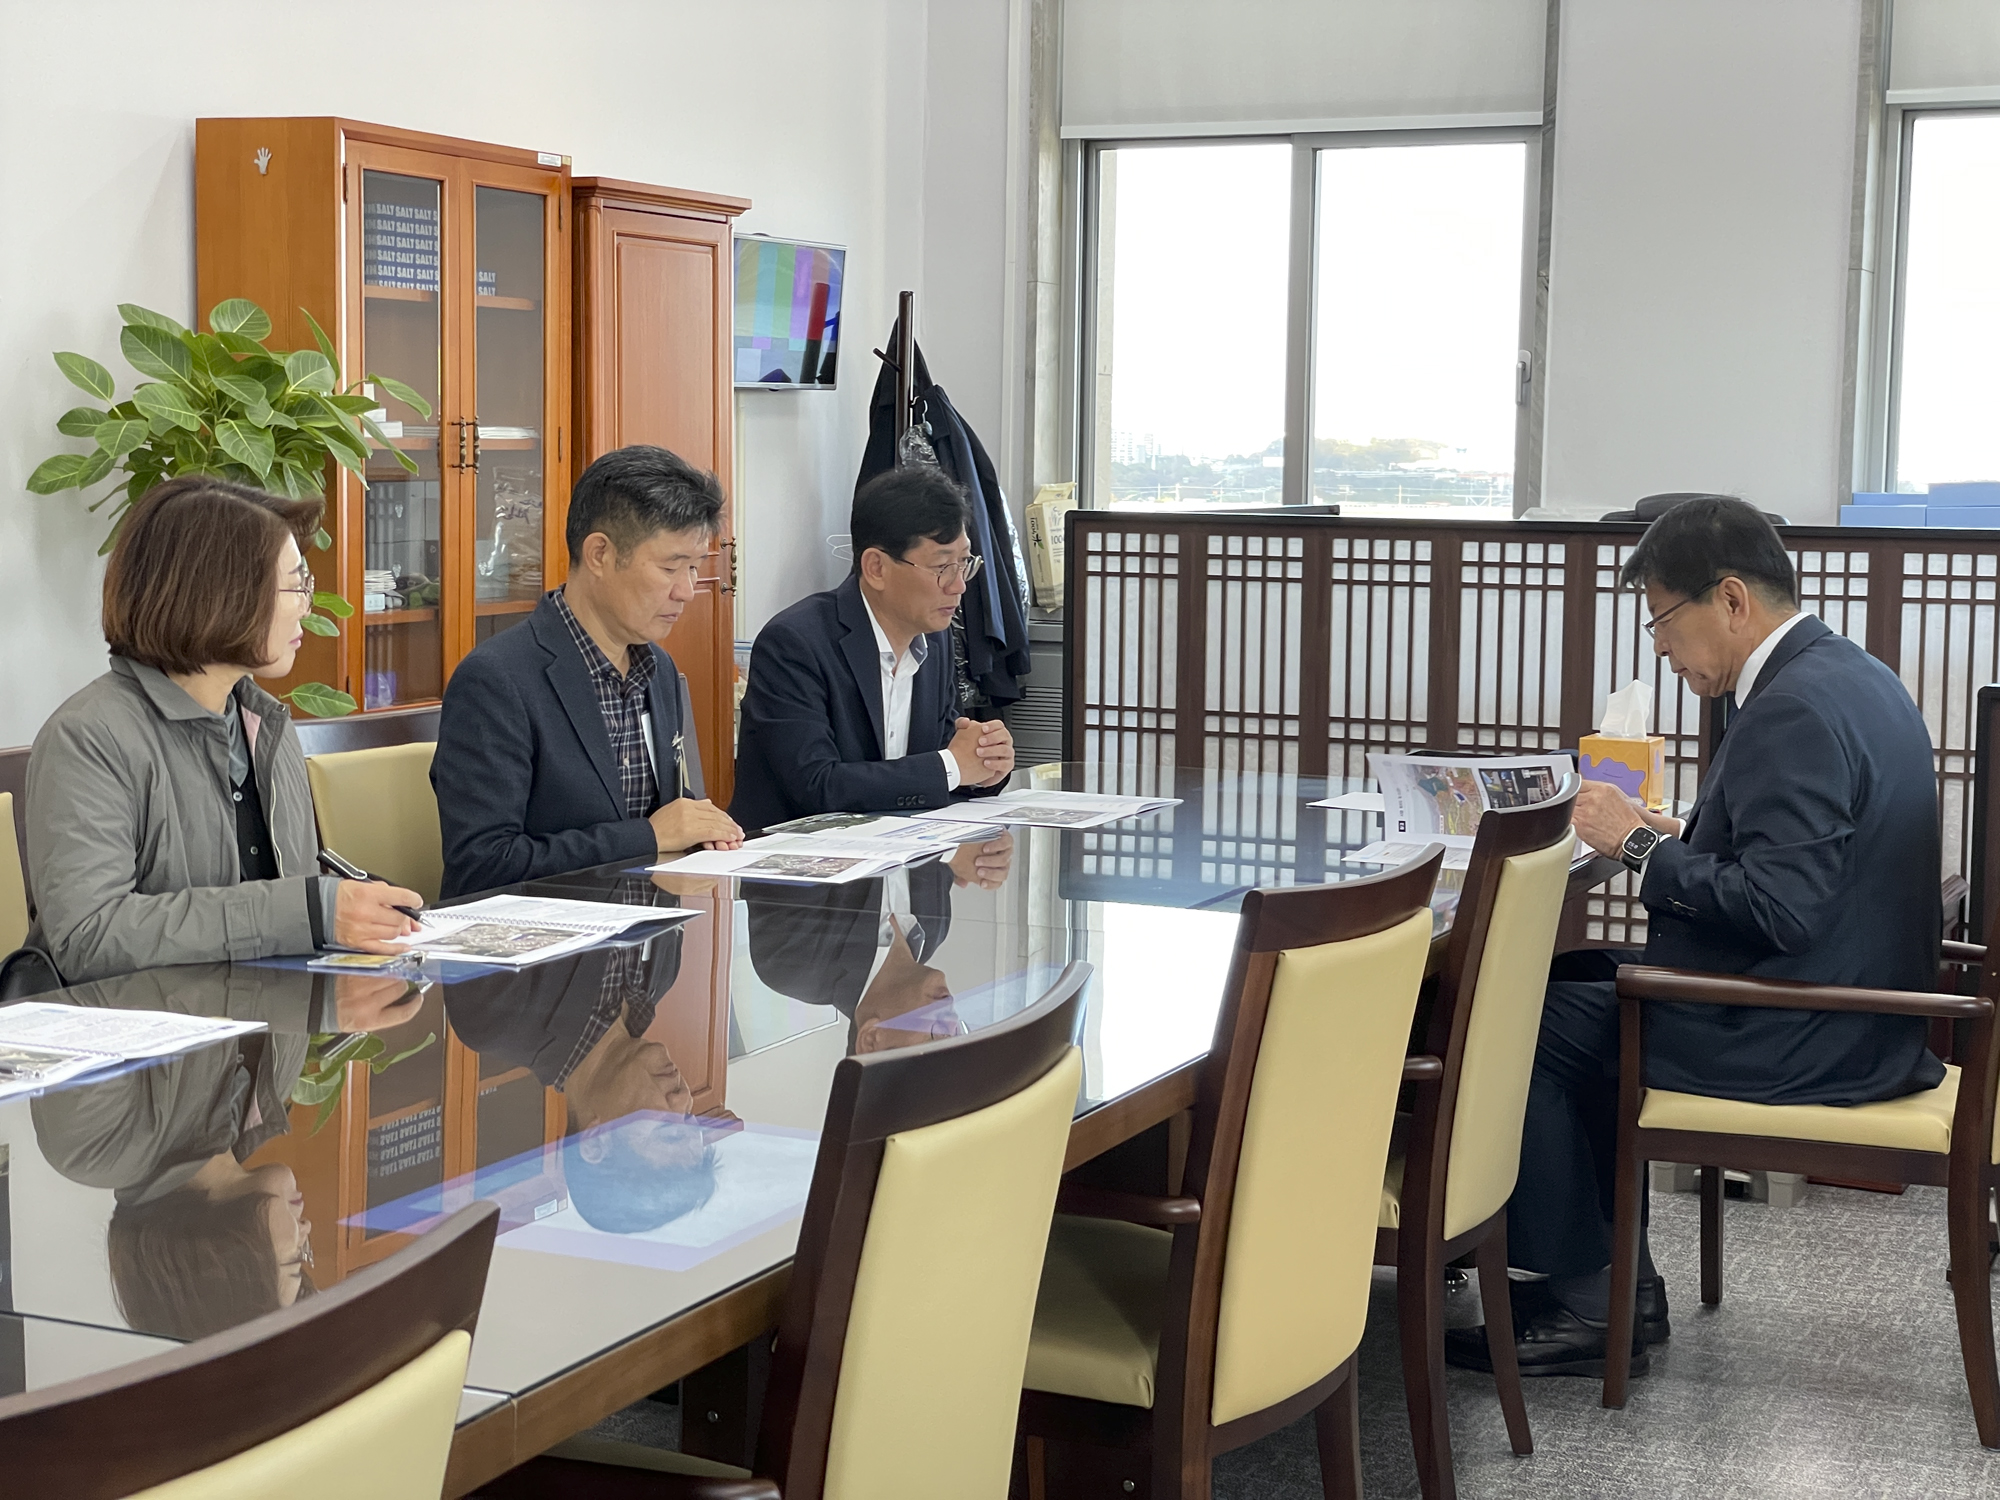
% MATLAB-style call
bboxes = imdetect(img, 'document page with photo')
[1341,753,1583,870]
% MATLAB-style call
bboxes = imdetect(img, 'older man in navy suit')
[730,467,1014,831]
[1449,496,1944,1379]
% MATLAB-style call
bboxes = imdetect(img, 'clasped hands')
[949,715,1015,788]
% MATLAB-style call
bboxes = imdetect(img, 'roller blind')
[1061,0,1549,138]
[1889,0,2000,99]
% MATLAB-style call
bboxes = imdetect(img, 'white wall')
[1538,0,1865,520]
[0,0,1022,748]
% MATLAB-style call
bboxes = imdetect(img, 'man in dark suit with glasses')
[1449,495,1944,1381]
[729,467,1015,831]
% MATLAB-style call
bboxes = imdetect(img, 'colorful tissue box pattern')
[1578,733,1667,810]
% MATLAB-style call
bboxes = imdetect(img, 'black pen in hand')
[316,848,425,922]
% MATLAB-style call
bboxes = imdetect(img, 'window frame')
[1076,125,1545,514]
[1866,103,2000,495]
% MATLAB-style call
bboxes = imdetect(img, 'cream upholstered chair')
[0,790,28,953]
[489,963,1093,1500]
[0,1201,496,1499]
[1017,849,1447,1500]
[1376,778,1580,1500]
[305,741,444,905]
[1602,950,2000,1439]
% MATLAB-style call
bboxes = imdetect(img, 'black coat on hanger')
[857,321,1033,710]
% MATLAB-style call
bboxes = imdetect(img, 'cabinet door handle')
[453,419,469,471]
[470,415,481,474]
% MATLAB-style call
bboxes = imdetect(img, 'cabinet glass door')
[471,185,548,644]
[359,169,446,706]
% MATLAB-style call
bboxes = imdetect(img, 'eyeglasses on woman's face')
[278,565,315,602]
[893,553,984,587]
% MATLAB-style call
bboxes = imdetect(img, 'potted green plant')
[28,299,432,717]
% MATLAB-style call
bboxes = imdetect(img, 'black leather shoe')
[1637,1275,1671,1345]
[1502,1274,1670,1345]
[1444,1292,1650,1379]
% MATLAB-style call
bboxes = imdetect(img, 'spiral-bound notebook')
[395,894,698,967]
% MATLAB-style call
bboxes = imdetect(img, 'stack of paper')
[400,894,698,966]
[654,813,1004,885]
[0,1003,268,1102]
[1331,753,1596,873]
[914,789,1182,830]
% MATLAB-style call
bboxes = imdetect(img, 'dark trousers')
[1506,948,1646,1278]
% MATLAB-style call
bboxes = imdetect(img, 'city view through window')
[1093,139,1529,517]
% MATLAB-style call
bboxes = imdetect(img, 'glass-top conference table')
[0,764,1614,1494]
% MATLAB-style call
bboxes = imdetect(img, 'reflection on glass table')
[0,761,1604,1406]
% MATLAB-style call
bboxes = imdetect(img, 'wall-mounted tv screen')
[734,235,845,389]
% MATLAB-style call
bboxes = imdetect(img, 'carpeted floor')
[588,1182,2000,1497]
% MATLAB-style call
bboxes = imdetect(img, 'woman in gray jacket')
[23,476,422,984]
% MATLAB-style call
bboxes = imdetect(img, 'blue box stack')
[364,201,439,292]
[1924,482,2000,529]
[1840,485,2000,529]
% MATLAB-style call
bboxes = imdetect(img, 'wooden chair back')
[1970,684,2000,943]
[0,1201,497,1499]
[0,791,28,953]
[1162,848,1444,1441]
[0,744,28,906]
[1403,777,1578,1245]
[291,703,440,758]
[756,962,1091,1499]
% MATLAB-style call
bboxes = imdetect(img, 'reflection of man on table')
[746,853,981,1054]
[442,917,716,1233]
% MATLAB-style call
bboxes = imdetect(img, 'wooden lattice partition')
[1066,513,2000,942]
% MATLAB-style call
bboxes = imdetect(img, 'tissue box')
[1578,734,1667,810]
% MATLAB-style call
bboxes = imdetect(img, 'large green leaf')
[312,526,334,552]
[26,453,93,493]
[283,349,336,393]
[366,372,433,420]
[301,307,341,372]
[299,612,339,636]
[212,371,267,406]
[55,351,116,401]
[94,417,150,458]
[216,330,269,357]
[72,447,117,487]
[56,405,108,436]
[121,323,194,385]
[131,381,203,431]
[312,590,354,618]
[323,392,377,414]
[214,418,275,478]
[118,303,188,337]
[208,298,272,339]
[286,680,356,718]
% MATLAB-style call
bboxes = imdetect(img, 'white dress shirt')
[1732,609,1811,706]
[863,598,960,791]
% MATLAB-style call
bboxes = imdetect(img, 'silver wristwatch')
[1619,824,1662,876]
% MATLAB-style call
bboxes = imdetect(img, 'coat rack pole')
[894,289,915,443]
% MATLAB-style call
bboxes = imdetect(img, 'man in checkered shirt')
[435,447,745,897]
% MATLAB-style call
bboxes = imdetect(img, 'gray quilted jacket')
[25,656,323,984]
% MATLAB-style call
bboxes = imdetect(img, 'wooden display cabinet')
[195,118,572,711]
[573,178,749,805]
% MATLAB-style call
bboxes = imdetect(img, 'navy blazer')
[730,575,960,830]
[1637,614,1945,1105]
[433,595,688,898]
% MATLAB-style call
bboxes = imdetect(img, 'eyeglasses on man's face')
[1642,578,1723,638]
[893,553,983,587]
